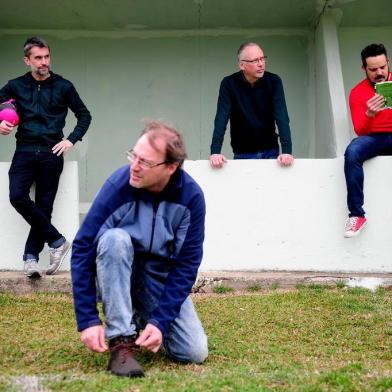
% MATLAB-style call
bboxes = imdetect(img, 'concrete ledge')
[184,157,392,273]
[3,158,392,274]
[0,271,72,295]
[0,161,79,271]
[0,270,391,295]
[196,271,392,293]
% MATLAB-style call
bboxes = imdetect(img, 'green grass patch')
[0,289,391,391]
[335,279,346,289]
[212,284,234,294]
[246,283,262,292]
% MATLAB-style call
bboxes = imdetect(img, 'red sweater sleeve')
[349,80,375,136]
[349,76,392,137]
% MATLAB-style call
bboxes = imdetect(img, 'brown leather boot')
[108,336,144,377]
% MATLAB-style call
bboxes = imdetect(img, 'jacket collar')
[130,168,183,201]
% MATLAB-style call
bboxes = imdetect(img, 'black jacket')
[0,72,91,151]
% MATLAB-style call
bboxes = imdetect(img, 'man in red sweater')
[344,43,392,237]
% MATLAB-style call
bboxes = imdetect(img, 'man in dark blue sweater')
[210,42,294,168]
[0,37,91,278]
[71,121,208,378]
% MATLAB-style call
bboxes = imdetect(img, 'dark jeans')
[344,133,392,217]
[9,151,64,260]
[234,147,280,160]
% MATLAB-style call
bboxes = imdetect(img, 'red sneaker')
[344,217,367,238]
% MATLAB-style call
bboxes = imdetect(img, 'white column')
[315,9,351,157]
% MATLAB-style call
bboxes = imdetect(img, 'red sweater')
[349,73,392,136]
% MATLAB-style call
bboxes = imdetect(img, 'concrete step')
[0,270,391,295]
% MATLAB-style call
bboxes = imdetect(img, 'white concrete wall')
[2,159,391,273]
[184,158,392,273]
[0,161,79,271]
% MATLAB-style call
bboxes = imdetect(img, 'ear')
[23,56,30,67]
[166,162,179,176]
[239,61,245,71]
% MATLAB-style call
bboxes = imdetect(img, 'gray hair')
[237,42,261,61]
[23,37,50,57]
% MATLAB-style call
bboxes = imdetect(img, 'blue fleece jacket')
[71,165,205,336]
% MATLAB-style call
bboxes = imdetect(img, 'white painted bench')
[2,158,391,273]
[0,161,79,271]
[184,157,392,273]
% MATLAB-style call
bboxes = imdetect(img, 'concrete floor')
[1,270,391,295]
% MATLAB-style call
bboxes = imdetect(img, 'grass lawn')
[0,286,391,391]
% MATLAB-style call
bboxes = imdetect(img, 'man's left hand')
[52,139,73,156]
[135,323,163,353]
[277,154,294,167]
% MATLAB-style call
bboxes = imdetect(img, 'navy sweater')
[71,165,206,336]
[210,71,292,155]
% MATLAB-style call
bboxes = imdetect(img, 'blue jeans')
[344,133,392,217]
[234,147,280,160]
[96,228,208,364]
[8,151,64,260]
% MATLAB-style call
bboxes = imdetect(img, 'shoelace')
[25,260,39,268]
[110,342,137,362]
[49,246,60,254]
[345,217,358,230]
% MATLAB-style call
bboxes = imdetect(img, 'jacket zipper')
[148,202,159,253]
[37,84,41,113]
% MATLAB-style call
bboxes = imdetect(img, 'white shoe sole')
[344,221,367,238]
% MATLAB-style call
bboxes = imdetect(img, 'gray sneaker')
[47,240,71,275]
[24,260,42,279]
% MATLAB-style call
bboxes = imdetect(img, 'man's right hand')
[0,120,14,135]
[209,154,227,169]
[80,325,108,353]
[366,94,385,117]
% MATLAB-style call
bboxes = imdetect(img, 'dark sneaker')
[108,336,144,377]
[344,216,367,238]
[47,240,71,275]
[24,259,42,279]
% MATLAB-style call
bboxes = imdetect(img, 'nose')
[131,157,142,170]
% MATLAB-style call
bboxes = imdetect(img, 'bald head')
[237,43,267,83]
[237,42,262,61]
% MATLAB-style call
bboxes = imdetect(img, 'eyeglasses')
[240,56,268,64]
[126,149,168,169]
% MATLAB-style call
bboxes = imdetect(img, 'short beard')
[367,67,390,85]
[35,65,51,78]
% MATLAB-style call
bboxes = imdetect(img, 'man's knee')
[167,334,209,364]
[9,189,29,210]
[344,141,360,163]
[187,338,209,364]
[97,228,132,257]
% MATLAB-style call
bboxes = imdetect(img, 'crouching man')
[71,121,208,377]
